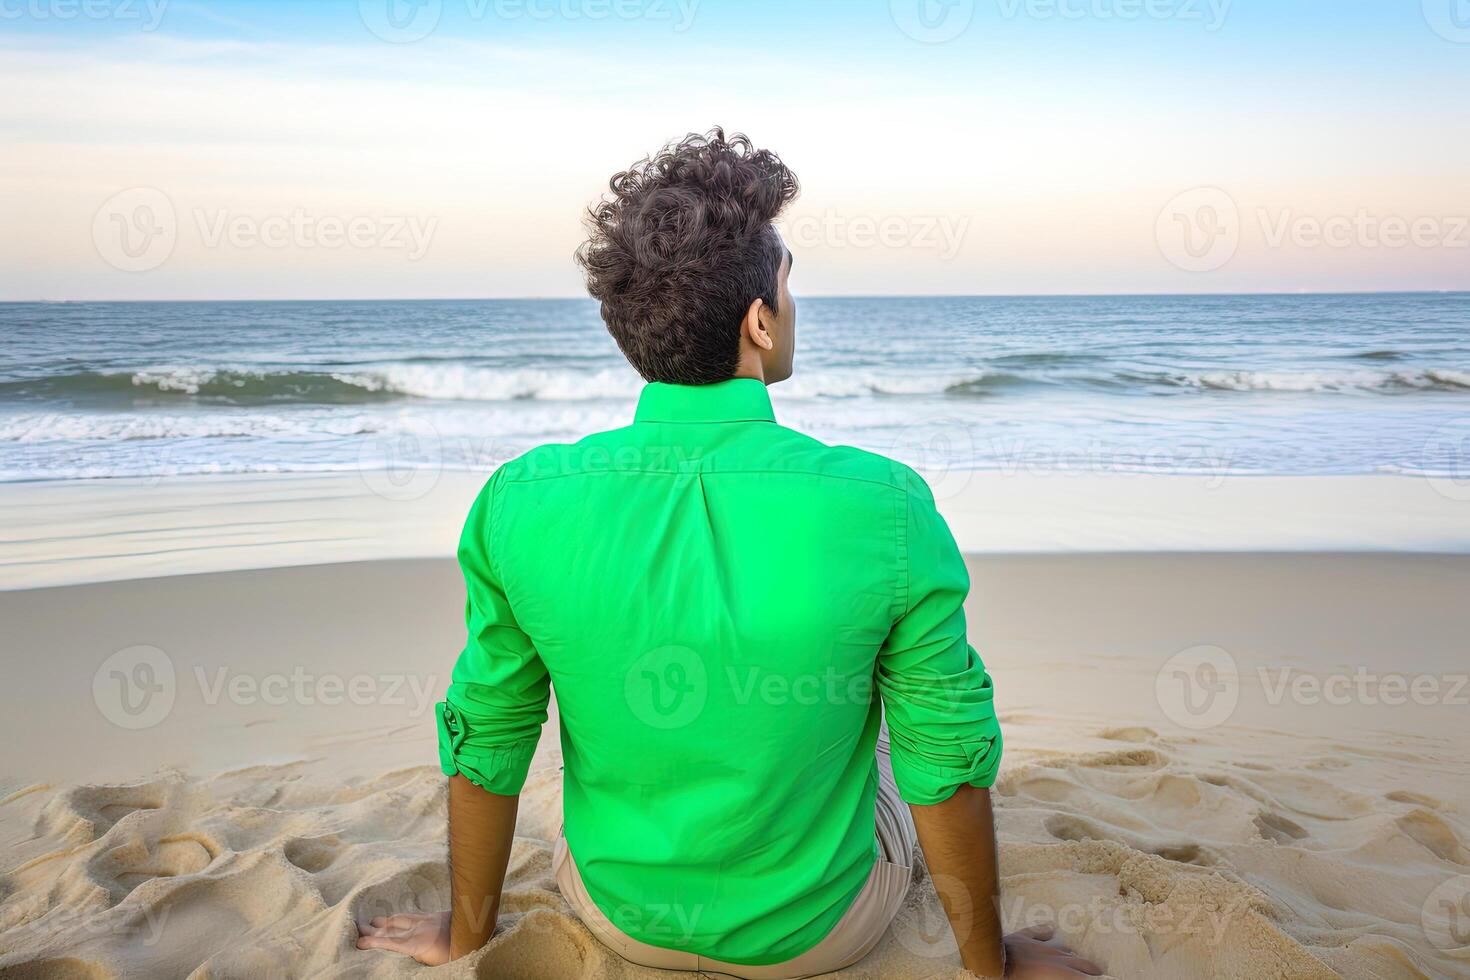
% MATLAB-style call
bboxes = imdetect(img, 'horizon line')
[5,289,1468,305]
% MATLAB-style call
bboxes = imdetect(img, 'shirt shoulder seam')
[500,467,906,492]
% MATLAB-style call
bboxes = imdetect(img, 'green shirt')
[437,379,1002,965]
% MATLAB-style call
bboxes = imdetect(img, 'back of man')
[362,129,1101,980]
[464,379,975,963]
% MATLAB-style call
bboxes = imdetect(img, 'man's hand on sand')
[355,910,451,965]
[996,925,1104,978]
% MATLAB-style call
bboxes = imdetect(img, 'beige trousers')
[554,731,917,979]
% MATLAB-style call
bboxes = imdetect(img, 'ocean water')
[1,294,1467,483]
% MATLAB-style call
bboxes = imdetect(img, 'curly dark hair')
[576,128,800,385]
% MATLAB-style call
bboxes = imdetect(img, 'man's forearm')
[447,774,520,959]
[910,784,1006,977]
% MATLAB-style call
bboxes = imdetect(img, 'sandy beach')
[8,0,1469,974]
[2,473,1468,978]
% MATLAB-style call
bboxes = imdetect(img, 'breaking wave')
[5,361,1466,411]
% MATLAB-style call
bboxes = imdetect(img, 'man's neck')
[730,352,767,383]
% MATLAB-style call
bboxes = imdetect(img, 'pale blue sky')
[3,0,1469,299]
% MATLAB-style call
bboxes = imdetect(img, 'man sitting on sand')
[357,129,1102,979]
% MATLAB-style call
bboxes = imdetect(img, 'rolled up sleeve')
[436,472,549,796]
[877,470,1003,806]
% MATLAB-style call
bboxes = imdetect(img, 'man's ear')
[743,297,774,351]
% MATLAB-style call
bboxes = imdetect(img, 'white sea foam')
[1180,368,1470,393]
[117,363,986,402]
[328,364,644,401]
[5,293,1470,485]
[0,402,637,445]
[0,413,384,443]
[330,364,984,401]
[116,362,1470,404]
[131,368,221,394]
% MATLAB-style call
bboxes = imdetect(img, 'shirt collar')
[634,379,776,424]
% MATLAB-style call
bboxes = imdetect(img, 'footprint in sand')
[1075,747,1169,770]
[1044,812,1110,843]
[1253,810,1309,844]
[55,783,167,838]
[1043,813,1216,867]
[98,833,218,901]
[282,835,344,874]
[1149,842,1211,866]
[1395,809,1467,865]
[1385,789,1443,809]
[1097,726,1160,742]
[0,957,113,979]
